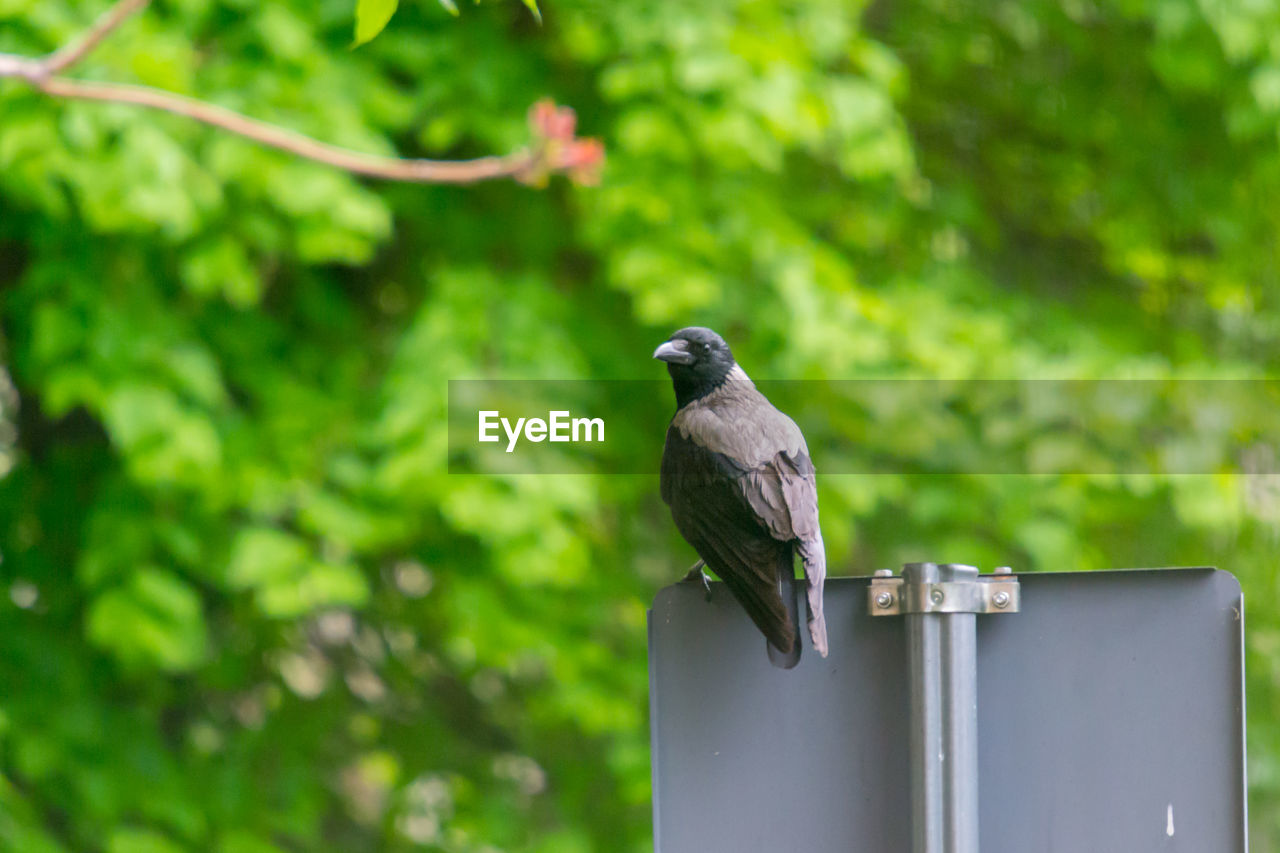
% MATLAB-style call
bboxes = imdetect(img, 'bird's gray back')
[670,368,807,468]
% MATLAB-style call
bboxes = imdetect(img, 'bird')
[654,326,828,666]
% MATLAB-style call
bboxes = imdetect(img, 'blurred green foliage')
[354,0,540,45]
[1,0,1280,849]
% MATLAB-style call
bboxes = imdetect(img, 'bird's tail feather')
[765,567,802,669]
[714,560,798,668]
[798,536,828,658]
[693,530,800,666]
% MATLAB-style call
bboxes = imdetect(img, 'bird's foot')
[681,560,712,602]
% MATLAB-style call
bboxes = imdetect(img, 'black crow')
[654,327,828,666]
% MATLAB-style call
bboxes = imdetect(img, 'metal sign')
[649,568,1246,852]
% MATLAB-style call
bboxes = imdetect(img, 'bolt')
[993,591,1011,609]
[873,569,894,578]
[930,589,944,605]
[875,591,894,609]
[993,566,1013,575]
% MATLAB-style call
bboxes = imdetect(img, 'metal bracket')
[868,569,1020,616]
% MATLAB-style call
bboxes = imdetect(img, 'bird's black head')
[653,327,739,408]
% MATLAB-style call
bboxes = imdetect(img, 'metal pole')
[903,562,980,853]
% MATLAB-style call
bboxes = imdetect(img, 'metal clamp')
[868,567,1020,616]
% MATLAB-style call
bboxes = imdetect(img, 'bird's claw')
[681,560,712,602]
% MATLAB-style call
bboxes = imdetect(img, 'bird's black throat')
[668,362,734,409]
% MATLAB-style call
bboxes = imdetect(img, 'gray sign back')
[648,568,1246,852]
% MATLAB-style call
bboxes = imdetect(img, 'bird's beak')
[653,340,695,365]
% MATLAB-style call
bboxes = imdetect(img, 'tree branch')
[0,0,603,186]
[43,0,152,76]
[36,77,550,183]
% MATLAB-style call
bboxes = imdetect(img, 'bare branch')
[0,0,604,186]
[0,54,43,82]
[37,77,545,183]
[44,0,151,76]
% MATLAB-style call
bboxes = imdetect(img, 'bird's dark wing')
[661,426,798,656]
[742,447,828,657]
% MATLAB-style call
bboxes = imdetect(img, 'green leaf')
[107,829,186,853]
[217,832,286,853]
[521,0,541,24]
[87,570,209,672]
[225,527,369,617]
[353,0,398,46]
[255,561,370,618]
[438,0,460,17]
[225,528,310,589]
